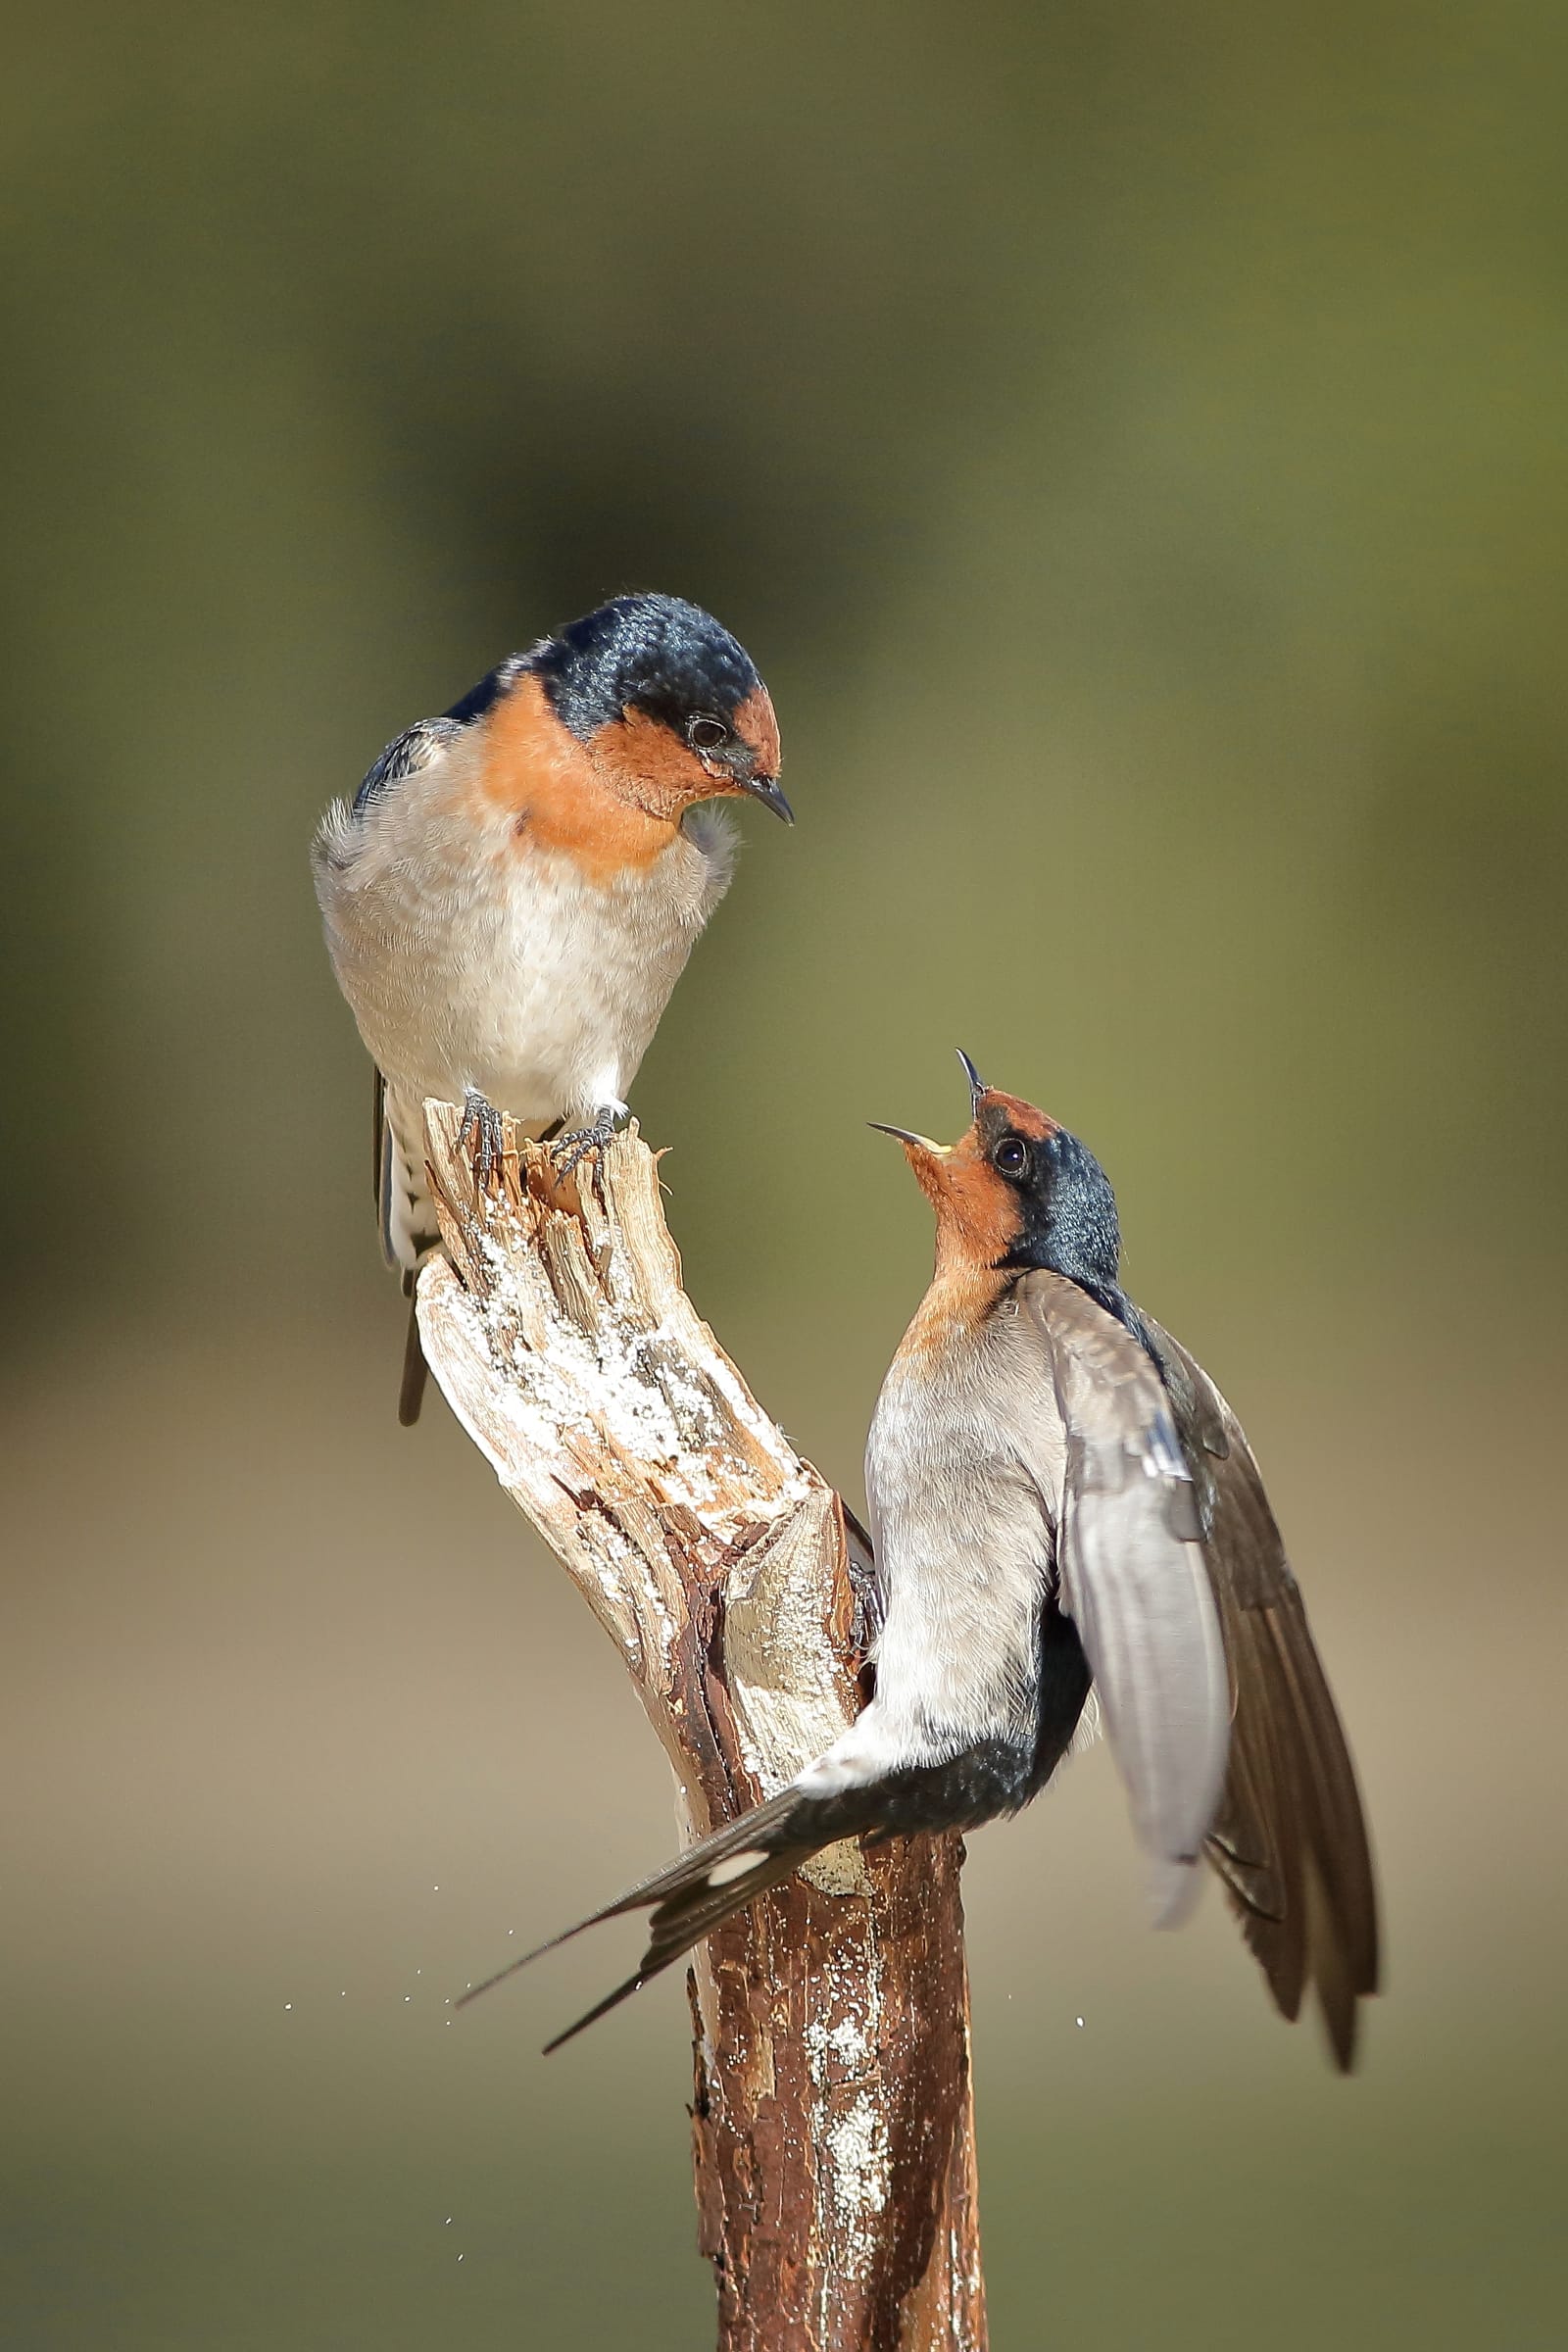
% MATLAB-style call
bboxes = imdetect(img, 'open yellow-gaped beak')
[867,1123,948,1154]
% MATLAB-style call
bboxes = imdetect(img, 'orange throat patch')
[473,675,676,881]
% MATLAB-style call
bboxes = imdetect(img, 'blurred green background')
[4,5,1565,2346]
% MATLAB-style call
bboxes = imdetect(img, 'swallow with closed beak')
[312,592,788,1421]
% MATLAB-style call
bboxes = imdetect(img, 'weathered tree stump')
[417,1103,987,2352]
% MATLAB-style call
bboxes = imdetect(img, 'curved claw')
[550,1105,622,1185]
[458,1087,508,1187]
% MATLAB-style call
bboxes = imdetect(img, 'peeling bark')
[417,1104,987,2351]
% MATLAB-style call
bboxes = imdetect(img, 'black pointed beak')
[743,774,794,824]
[956,1049,987,1112]
[868,1122,942,1152]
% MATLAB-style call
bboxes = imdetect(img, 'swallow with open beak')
[463,1053,1378,2067]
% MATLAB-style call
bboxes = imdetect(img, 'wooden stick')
[417,1103,987,2352]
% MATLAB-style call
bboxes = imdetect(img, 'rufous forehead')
[979,1090,1057,1142]
[734,684,781,775]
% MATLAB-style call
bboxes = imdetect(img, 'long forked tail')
[457,1785,842,2051]
[398,1290,429,1425]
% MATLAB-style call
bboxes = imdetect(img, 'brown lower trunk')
[416,1107,988,2349]
[693,1836,985,2351]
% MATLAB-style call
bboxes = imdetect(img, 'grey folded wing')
[352,714,464,814]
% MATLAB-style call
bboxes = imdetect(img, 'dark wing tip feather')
[1224,1583,1379,2071]
[1142,1314,1381,2072]
[1318,1959,1361,2074]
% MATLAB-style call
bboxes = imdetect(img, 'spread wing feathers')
[457,1786,834,2052]
[1138,1315,1380,2070]
[1018,1272,1230,1926]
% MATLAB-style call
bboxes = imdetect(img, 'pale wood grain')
[417,1102,986,2352]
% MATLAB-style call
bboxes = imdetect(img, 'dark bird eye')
[688,716,730,751]
[994,1137,1029,1178]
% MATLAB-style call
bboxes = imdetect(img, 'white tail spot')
[706,1847,769,1887]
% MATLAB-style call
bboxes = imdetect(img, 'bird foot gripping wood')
[457,1085,511,1190]
[414,1099,988,2352]
[548,1103,624,1185]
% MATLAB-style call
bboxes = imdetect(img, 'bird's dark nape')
[441,654,528,729]
[998,1124,1122,1296]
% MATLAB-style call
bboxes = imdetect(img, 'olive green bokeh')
[3,7,1564,2348]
